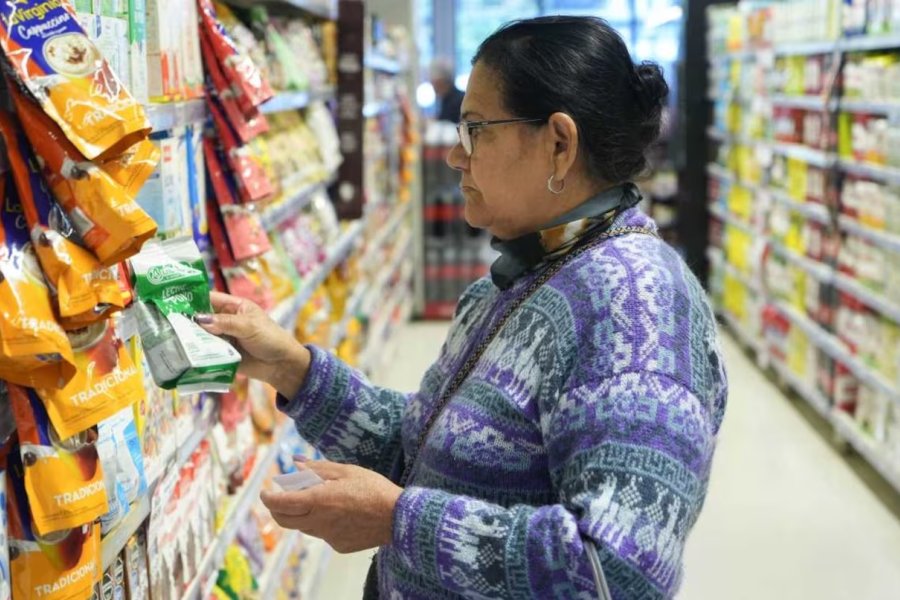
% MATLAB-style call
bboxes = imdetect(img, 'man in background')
[430,57,464,123]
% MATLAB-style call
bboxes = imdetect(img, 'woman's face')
[447,62,552,240]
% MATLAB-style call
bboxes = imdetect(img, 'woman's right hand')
[196,291,311,398]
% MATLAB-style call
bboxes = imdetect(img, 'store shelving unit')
[261,85,337,114]
[707,8,900,495]
[258,531,302,598]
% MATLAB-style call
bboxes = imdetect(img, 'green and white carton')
[130,237,240,392]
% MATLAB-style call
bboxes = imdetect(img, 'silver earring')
[547,175,565,195]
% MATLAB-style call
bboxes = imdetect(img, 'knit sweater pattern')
[278,207,728,599]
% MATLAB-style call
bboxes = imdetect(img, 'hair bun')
[634,61,669,112]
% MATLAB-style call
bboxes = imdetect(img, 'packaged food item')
[6,455,102,600]
[126,0,148,103]
[99,554,126,600]
[198,29,268,144]
[98,139,160,198]
[122,528,149,600]
[131,238,241,391]
[207,98,275,204]
[7,387,109,535]
[32,320,143,439]
[251,8,307,92]
[97,407,147,534]
[180,0,204,99]
[145,0,176,100]
[198,0,274,115]
[11,89,157,265]
[0,1,150,161]
[0,468,9,600]
[0,174,77,389]
[0,112,126,328]
[186,125,209,252]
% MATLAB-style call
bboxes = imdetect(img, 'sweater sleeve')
[277,345,408,476]
[390,369,719,599]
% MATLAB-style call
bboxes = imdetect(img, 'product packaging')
[130,238,241,392]
[145,0,177,100]
[122,528,149,600]
[11,89,157,265]
[0,469,9,600]
[97,408,147,534]
[75,13,130,95]
[0,0,150,161]
[7,387,109,535]
[198,0,274,115]
[127,0,149,103]
[33,319,144,439]
[207,98,275,204]
[181,0,204,99]
[0,174,77,389]
[186,125,210,252]
[272,469,323,492]
[0,112,126,328]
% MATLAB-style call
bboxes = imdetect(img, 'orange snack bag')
[35,320,144,440]
[0,0,151,161]
[6,457,102,600]
[0,111,125,328]
[8,387,108,536]
[11,88,157,266]
[99,139,161,198]
[0,174,76,389]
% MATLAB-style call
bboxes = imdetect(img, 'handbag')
[362,225,657,600]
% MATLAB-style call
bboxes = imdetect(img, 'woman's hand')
[196,292,310,397]
[260,460,403,554]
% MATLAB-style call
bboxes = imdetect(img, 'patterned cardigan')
[278,207,728,599]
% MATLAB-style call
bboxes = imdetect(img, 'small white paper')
[273,470,324,492]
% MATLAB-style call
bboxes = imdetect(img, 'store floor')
[316,323,900,599]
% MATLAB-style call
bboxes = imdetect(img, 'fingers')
[195,311,255,338]
[209,291,249,315]
[302,460,349,481]
[260,487,323,516]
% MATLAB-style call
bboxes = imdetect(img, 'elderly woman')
[198,15,727,600]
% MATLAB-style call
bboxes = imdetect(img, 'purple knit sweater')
[278,207,728,599]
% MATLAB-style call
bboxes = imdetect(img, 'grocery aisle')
[319,323,900,600]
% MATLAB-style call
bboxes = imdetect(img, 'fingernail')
[293,454,308,463]
[194,313,214,325]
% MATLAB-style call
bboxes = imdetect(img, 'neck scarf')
[489,182,642,290]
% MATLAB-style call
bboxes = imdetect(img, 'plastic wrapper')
[97,408,147,535]
[199,26,268,144]
[206,199,272,307]
[0,111,125,328]
[197,0,273,115]
[98,139,160,198]
[122,528,149,600]
[0,173,76,389]
[7,386,108,536]
[11,88,157,265]
[207,98,274,203]
[34,320,144,440]
[251,8,307,92]
[7,455,101,600]
[131,238,241,392]
[0,1,150,161]
[204,138,271,260]
[0,467,9,600]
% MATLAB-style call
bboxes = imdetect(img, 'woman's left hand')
[260,460,403,554]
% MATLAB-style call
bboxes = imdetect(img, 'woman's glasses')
[456,118,546,156]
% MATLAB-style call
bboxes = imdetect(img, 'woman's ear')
[547,112,580,181]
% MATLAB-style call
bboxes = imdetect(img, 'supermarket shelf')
[147,100,207,132]
[183,421,295,600]
[839,99,900,116]
[838,215,900,254]
[362,100,397,118]
[365,54,403,74]
[718,309,765,356]
[707,246,762,295]
[258,530,301,598]
[772,39,840,56]
[768,189,831,224]
[838,158,900,186]
[262,178,328,230]
[769,142,835,168]
[770,94,833,111]
[708,203,755,235]
[769,359,832,420]
[101,496,151,569]
[833,410,900,495]
[773,302,900,404]
[364,202,412,267]
[281,0,336,19]
[841,33,900,53]
[300,538,333,600]
[272,221,365,330]
[261,86,336,114]
[329,285,367,349]
[769,242,832,282]
[102,419,210,569]
[832,272,900,324]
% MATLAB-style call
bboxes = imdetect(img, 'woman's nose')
[446,142,468,172]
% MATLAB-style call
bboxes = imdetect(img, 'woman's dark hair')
[472,16,668,183]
